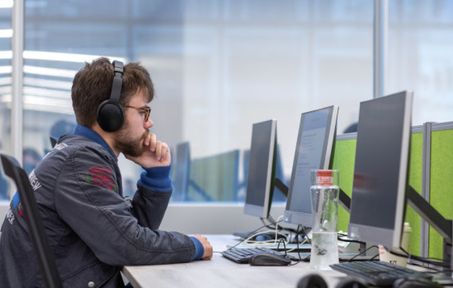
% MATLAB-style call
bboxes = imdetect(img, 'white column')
[11,0,24,164]
[373,0,388,98]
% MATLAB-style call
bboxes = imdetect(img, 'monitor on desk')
[244,119,277,219]
[348,91,413,250]
[284,106,339,227]
[172,142,191,201]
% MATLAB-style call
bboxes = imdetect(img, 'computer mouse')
[254,234,273,241]
[393,277,442,288]
[252,233,287,242]
[249,253,291,266]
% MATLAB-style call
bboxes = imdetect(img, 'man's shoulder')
[44,135,113,164]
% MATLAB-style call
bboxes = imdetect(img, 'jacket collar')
[74,124,117,160]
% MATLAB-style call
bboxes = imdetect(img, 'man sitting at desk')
[0,58,212,287]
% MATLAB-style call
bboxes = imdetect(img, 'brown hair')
[71,57,154,127]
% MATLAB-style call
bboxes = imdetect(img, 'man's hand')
[125,132,171,168]
[193,234,213,260]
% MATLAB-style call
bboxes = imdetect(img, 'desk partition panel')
[331,134,356,233]
[429,125,453,259]
[405,131,423,255]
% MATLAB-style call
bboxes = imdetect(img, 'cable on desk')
[346,245,378,262]
[274,234,305,266]
[273,215,285,243]
[224,222,288,252]
[261,216,310,235]
[224,217,310,262]
[337,235,366,245]
[289,225,309,263]
[225,223,270,251]
[276,238,287,255]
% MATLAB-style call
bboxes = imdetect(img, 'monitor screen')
[172,142,190,201]
[348,91,412,249]
[284,106,338,226]
[244,119,277,219]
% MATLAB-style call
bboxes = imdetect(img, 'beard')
[114,128,148,157]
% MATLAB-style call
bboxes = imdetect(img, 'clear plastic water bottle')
[310,169,339,270]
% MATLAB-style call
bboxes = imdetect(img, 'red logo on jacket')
[87,166,118,192]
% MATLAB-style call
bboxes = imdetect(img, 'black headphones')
[96,60,125,132]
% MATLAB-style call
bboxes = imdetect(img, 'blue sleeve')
[190,237,204,260]
[138,165,172,192]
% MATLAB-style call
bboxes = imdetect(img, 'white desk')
[122,235,347,288]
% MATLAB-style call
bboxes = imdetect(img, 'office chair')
[0,154,63,288]
[50,136,57,148]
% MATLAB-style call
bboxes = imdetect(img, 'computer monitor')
[348,91,413,249]
[242,144,286,202]
[171,142,191,201]
[284,106,339,227]
[244,119,277,219]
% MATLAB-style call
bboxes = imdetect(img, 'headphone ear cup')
[297,273,328,288]
[96,100,124,132]
[335,277,367,288]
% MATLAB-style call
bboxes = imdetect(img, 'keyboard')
[222,247,286,264]
[330,261,432,286]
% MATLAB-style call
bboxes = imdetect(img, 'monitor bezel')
[348,91,412,249]
[244,119,277,219]
[284,105,339,226]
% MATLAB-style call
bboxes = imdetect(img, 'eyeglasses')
[124,105,151,122]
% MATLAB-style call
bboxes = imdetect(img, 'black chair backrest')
[0,154,62,288]
[49,136,57,148]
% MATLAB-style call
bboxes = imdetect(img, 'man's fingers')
[161,143,170,162]
[143,132,151,146]
[204,244,213,260]
[149,133,157,152]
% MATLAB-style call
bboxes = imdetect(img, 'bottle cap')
[316,170,333,186]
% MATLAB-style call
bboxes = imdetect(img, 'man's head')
[71,57,154,129]
[72,58,155,156]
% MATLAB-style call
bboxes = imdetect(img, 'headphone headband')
[110,60,124,103]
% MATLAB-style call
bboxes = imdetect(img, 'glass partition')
[20,0,374,202]
[388,0,453,125]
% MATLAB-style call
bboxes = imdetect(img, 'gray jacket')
[0,134,196,288]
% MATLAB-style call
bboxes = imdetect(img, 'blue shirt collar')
[74,124,117,159]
